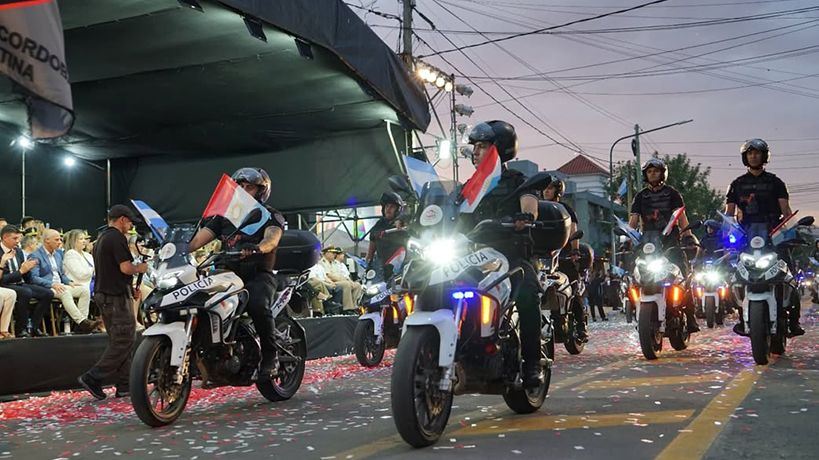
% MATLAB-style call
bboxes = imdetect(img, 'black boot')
[259,353,279,379]
[733,321,748,336]
[686,313,700,333]
[522,361,544,388]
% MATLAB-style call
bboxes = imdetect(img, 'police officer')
[628,158,700,333]
[466,120,544,388]
[726,139,804,336]
[189,168,287,378]
[544,179,589,341]
[365,192,409,279]
[77,204,149,400]
[699,220,724,259]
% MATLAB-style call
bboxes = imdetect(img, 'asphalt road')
[1,304,817,460]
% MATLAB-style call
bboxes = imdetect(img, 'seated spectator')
[0,225,52,337]
[323,247,362,314]
[0,250,17,338]
[21,234,40,258]
[307,257,342,316]
[30,229,99,334]
[63,229,95,294]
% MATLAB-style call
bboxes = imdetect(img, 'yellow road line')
[655,369,761,460]
[578,374,726,391]
[452,409,695,436]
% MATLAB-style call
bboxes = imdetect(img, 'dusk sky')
[351,0,819,218]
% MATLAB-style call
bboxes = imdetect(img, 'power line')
[418,0,670,57]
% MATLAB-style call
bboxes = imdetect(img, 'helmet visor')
[232,168,265,185]
[740,138,768,154]
[467,122,494,144]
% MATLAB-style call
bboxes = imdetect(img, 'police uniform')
[204,206,285,360]
[468,167,543,375]
[631,184,688,273]
[369,216,409,277]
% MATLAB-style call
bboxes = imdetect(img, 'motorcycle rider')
[465,120,544,388]
[365,192,409,279]
[700,220,724,259]
[726,138,804,336]
[189,168,286,378]
[543,179,588,341]
[628,157,700,333]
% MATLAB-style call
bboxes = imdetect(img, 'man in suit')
[30,229,98,334]
[0,225,52,337]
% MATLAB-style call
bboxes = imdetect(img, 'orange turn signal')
[403,294,414,315]
[671,286,683,304]
[628,287,640,305]
[480,295,493,325]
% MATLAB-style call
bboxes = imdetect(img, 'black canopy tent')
[0,0,429,228]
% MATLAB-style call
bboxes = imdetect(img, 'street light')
[607,119,693,268]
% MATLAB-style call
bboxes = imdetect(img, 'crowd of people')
[0,215,150,339]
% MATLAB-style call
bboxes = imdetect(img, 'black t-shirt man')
[726,171,789,231]
[203,206,286,280]
[630,185,685,243]
[94,227,135,295]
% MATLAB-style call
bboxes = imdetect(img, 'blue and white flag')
[614,214,641,245]
[617,177,628,197]
[402,155,439,198]
[131,199,170,241]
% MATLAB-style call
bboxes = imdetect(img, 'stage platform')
[0,315,358,397]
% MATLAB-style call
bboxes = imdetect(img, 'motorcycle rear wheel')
[130,336,192,427]
[257,316,306,402]
[391,326,453,448]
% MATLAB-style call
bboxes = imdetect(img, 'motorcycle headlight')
[755,254,776,269]
[695,272,704,282]
[366,285,380,296]
[705,271,721,283]
[647,258,667,274]
[156,270,184,290]
[424,238,458,266]
[739,253,755,266]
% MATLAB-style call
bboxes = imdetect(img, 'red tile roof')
[557,154,610,176]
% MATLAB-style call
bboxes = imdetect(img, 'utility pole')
[401,0,415,159]
[633,123,642,191]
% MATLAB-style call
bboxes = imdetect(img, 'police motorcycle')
[538,234,592,356]
[722,211,814,365]
[389,172,554,448]
[691,252,732,328]
[615,212,693,360]
[354,243,410,367]
[129,208,318,427]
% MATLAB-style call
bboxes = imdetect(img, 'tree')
[608,153,724,223]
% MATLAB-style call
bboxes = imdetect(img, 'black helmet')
[681,233,700,260]
[231,167,271,203]
[704,219,720,233]
[546,179,565,200]
[740,138,769,167]
[379,191,406,217]
[467,120,518,163]
[641,158,667,184]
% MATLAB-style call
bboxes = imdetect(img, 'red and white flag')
[459,145,502,213]
[202,174,270,235]
[662,207,686,236]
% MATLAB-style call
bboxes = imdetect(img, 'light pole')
[608,119,693,269]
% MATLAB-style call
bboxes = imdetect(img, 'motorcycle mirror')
[366,269,377,280]
[387,175,413,196]
[798,216,815,226]
[568,230,584,242]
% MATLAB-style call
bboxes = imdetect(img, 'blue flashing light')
[451,291,475,300]
[663,282,672,287]
[728,234,737,244]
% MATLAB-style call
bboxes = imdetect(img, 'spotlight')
[63,156,76,167]
[435,76,446,88]
[454,104,474,117]
[177,0,203,12]
[455,84,474,97]
[425,71,438,83]
[243,17,267,42]
[417,67,429,80]
[16,135,33,150]
[444,81,453,92]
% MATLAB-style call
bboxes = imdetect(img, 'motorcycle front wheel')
[391,326,453,448]
[354,319,386,367]
[638,302,663,360]
[748,300,771,365]
[705,297,716,329]
[130,336,192,427]
[668,314,690,351]
[257,315,306,402]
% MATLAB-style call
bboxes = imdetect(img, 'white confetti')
[574,446,585,450]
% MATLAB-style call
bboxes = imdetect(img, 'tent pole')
[106,159,111,210]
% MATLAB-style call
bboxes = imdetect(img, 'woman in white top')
[62,229,94,290]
